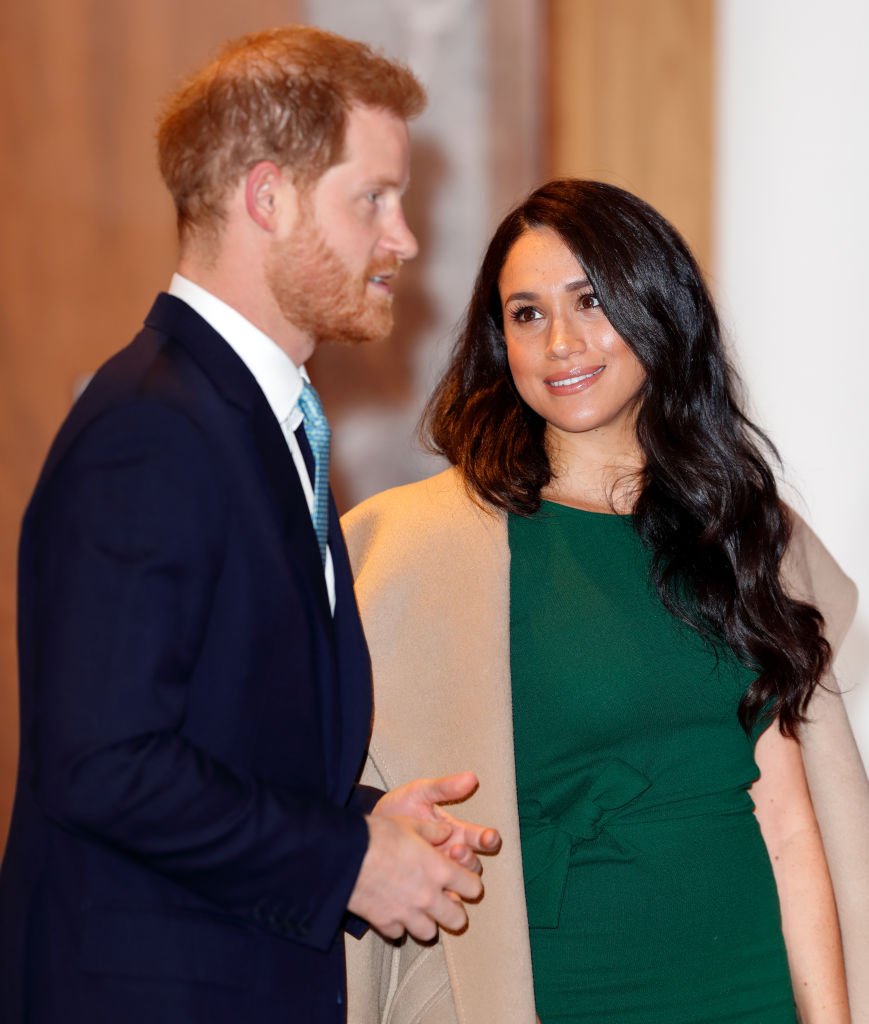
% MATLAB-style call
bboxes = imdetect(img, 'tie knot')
[297,380,331,459]
[298,380,327,428]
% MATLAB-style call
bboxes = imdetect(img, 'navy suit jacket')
[0,294,380,1023]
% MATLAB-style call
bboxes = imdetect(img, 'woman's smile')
[544,365,606,392]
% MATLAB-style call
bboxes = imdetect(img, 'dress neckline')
[539,498,633,520]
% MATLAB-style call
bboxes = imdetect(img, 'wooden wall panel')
[0,0,300,852]
[547,0,714,272]
[486,0,546,222]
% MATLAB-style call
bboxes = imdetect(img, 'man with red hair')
[0,26,499,1024]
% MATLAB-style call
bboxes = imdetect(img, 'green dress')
[509,502,795,1024]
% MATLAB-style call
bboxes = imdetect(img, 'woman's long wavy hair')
[424,179,829,736]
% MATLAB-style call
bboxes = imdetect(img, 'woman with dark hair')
[343,180,869,1023]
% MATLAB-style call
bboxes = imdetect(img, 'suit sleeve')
[30,401,368,951]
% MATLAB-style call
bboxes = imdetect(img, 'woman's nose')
[546,321,586,359]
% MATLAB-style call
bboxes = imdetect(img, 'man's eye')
[366,191,383,204]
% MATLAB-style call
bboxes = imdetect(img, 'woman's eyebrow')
[503,278,592,305]
[565,277,592,292]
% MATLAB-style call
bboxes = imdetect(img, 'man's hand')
[347,814,483,941]
[372,771,501,873]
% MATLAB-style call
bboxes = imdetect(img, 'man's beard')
[266,217,398,347]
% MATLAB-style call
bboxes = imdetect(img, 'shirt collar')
[169,273,306,426]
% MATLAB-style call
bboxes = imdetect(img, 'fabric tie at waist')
[519,759,652,929]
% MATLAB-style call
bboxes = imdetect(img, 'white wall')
[716,0,869,765]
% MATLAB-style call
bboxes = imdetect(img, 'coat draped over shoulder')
[343,468,869,1024]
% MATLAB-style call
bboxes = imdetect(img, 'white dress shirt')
[169,273,336,612]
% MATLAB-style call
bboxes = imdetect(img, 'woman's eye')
[366,190,383,204]
[577,293,601,311]
[508,305,542,323]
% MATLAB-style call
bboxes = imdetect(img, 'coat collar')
[145,293,265,414]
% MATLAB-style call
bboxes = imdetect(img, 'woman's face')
[498,226,646,445]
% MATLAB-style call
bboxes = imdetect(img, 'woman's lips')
[544,365,605,394]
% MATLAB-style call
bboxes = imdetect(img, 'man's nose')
[383,206,419,262]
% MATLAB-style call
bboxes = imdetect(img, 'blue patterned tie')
[296,381,331,564]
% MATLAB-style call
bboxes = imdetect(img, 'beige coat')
[343,468,869,1024]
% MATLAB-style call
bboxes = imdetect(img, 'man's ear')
[244,161,296,231]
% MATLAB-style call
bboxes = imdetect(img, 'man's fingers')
[433,807,503,853]
[448,820,501,852]
[421,770,479,805]
[403,911,439,943]
[413,818,452,845]
[403,891,468,941]
[429,891,469,934]
[443,861,483,902]
[374,919,405,941]
[477,826,502,851]
[448,843,482,873]
[349,814,485,944]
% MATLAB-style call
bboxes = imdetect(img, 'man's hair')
[157,25,426,239]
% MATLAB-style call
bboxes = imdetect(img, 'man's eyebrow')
[362,175,408,191]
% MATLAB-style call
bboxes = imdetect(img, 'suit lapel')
[247,393,332,623]
[144,294,374,799]
[144,294,331,624]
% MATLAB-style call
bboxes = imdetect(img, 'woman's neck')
[543,424,644,514]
